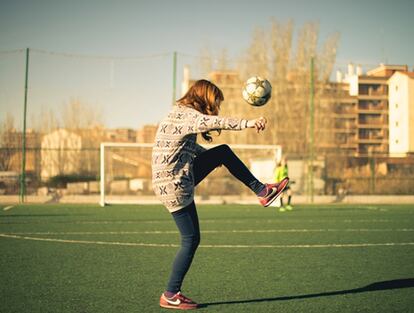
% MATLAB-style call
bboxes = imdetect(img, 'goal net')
[100,142,282,206]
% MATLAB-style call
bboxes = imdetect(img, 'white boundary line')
[1,233,413,249]
[0,218,402,226]
[0,219,396,225]
[3,206,14,211]
[0,233,178,247]
[4,228,414,235]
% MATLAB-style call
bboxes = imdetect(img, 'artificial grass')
[0,203,413,312]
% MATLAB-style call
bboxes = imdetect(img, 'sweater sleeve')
[187,109,248,134]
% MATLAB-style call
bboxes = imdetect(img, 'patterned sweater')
[152,105,248,212]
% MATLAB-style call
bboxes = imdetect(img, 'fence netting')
[1,49,413,199]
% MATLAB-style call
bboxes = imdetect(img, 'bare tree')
[0,113,17,171]
[62,98,104,131]
[216,48,230,72]
[243,27,270,79]
[195,20,339,157]
[61,99,105,176]
[269,19,294,146]
[30,106,59,137]
[199,45,214,78]
[36,99,105,180]
[229,20,339,155]
[317,32,340,83]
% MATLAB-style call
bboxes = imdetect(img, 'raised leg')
[193,144,265,194]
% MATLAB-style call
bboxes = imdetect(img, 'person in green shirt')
[274,156,293,212]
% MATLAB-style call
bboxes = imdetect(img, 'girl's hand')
[247,117,267,133]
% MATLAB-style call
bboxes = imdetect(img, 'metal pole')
[172,51,177,105]
[369,151,375,194]
[100,143,105,207]
[20,48,30,203]
[309,57,315,203]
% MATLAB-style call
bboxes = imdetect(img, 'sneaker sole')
[263,178,289,207]
[160,303,198,310]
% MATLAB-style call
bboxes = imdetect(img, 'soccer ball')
[242,76,272,106]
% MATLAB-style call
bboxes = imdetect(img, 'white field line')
[3,206,14,211]
[4,228,414,235]
[0,233,414,249]
[0,219,397,225]
[0,233,178,247]
[70,219,394,224]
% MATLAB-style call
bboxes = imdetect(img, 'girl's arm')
[188,109,266,133]
[192,111,247,133]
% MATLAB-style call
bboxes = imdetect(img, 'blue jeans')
[166,144,264,293]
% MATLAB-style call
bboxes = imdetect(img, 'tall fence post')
[172,51,177,105]
[100,143,105,207]
[20,47,30,203]
[309,56,315,203]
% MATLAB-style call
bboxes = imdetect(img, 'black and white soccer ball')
[242,76,272,107]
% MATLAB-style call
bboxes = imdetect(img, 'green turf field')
[0,203,413,313]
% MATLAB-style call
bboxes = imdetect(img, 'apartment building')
[388,71,414,156]
[106,128,137,142]
[136,124,157,143]
[342,64,409,156]
[323,82,358,155]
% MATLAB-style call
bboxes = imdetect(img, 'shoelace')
[177,293,195,304]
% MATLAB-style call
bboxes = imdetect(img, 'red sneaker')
[258,177,289,207]
[160,291,198,310]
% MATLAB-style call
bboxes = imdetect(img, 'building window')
[395,85,398,91]
[395,103,398,109]
[395,139,399,144]
[395,121,399,127]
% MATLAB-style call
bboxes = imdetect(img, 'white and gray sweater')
[152,105,247,212]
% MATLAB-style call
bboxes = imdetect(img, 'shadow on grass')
[200,278,414,308]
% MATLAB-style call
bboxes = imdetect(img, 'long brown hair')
[177,79,224,142]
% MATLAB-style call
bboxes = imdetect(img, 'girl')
[152,79,289,310]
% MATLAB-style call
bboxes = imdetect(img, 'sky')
[1,0,413,129]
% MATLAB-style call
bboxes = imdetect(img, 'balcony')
[333,128,357,134]
[358,83,387,96]
[358,100,387,110]
[357,137,389,144]
[339,142,358,149]
[358,116,388,125]
[335,121,358,129]
[358,94,388,101]
[358,109,388,114]
[357,123,388,129]
[357,143,388,156]
[333,106,358,114]
[359,129,387,138]
[332,113,358,119]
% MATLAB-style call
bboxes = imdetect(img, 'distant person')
[152,79,289,310]
[275,156,293,212]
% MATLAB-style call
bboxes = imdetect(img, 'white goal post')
[100,142,282,206]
